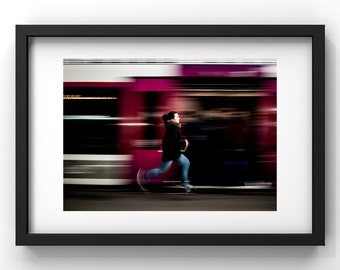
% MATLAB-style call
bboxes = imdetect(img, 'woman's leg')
[176,154,190,186]
[145,160,172,180]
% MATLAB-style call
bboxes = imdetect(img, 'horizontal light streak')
[64,178,131,185]
[64,95,117,100]
[63,154,132,161]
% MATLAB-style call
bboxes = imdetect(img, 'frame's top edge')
[15,24,325,38]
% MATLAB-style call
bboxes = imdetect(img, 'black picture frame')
[16,25,325,246]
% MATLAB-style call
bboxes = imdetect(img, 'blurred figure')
[137,111,193,192]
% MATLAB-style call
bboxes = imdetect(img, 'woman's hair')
[162,111,177,122]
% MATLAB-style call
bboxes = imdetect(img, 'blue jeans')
[145,154,190,185]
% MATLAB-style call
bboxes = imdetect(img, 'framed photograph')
[16,25,325,245]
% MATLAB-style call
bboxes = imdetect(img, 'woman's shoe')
[136,169,148,192]
[184,184,193,193]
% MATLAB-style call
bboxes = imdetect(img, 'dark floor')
[64,185,276,211]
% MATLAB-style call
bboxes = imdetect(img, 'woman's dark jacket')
[161,122,186,161]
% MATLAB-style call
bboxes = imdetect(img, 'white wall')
[1,0,337,269]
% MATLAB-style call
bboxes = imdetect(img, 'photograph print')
[63,59,277,211]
